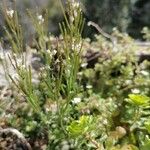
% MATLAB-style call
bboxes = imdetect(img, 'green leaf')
[141,140,150,150]
[144,121,150,133]
[67,116,92,137]
[128,94,150,106]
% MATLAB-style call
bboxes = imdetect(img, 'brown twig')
[88,21,116,47]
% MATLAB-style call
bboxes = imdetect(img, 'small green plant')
[1,0,86,148]
[142,27,150,41]
[128,94,150,106]
[66,94,150,149]
[2,1,24,54]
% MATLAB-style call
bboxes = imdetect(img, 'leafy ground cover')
[0,0,150,150]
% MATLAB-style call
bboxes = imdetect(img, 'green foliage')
[128,94,150,106]
[67,115,93,137]
[0,0,150,149]
[142,27,150,41]
[2,2,24,53]
[141,140,150,150]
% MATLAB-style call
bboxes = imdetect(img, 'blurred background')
[0,0,150,41]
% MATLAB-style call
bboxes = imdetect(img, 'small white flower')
[6,9,14,18]
[72,97,81,104]
[72,1,80,9]
[49,36,55,41]
[76,42,82,49]
[74,2,80,8]
[114,104,118,109]
[70,16,74,23]
[81,63,88,68]
[47,49,51,54]
[72,40,82,52]
[55,59,60,63]
[141,70,149,76]
[131,88,140,94]
[125,80,132,85]
[73,11,78,18]
[103,119,108,125]
[40,67,45,71]
[37,15,44,24]
[77,72,83,76]
[52,50,57,55]
[42,73,47,78]
[69,1,81,22]
[86,85,92,89]
[46,49,53,58]
[37,15,43,20]
[108,97,113,102]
